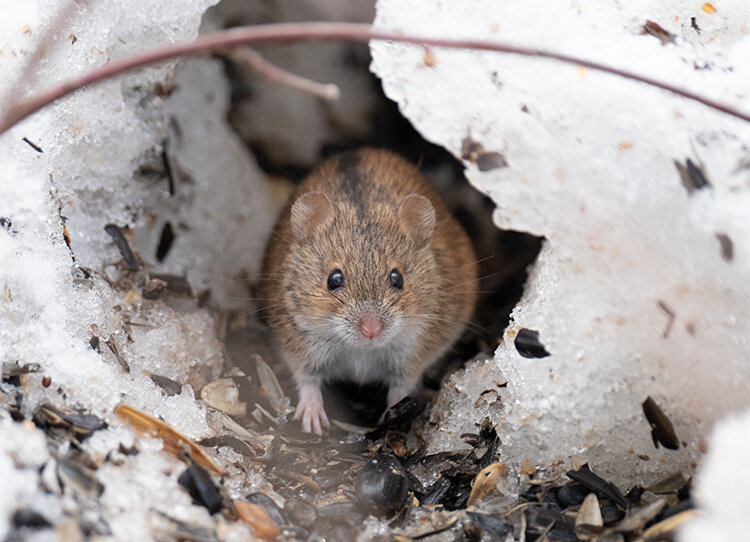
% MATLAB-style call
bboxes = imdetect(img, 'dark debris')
[643,396,680,450]
[514,328,551,358]
[567,466,629,509]
[104,224,139,272]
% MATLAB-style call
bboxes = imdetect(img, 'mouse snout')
[357,314,384,340]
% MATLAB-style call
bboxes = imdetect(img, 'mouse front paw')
[294,383,330,435]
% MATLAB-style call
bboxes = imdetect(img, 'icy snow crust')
[371,0,750,487]
[680,407,750,542]
[0,0,271,539]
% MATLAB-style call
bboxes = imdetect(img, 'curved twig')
[1,22,748,135]
[228,48,340,101]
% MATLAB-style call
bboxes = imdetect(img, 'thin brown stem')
[1,22,748,136]
[228,47,340,101]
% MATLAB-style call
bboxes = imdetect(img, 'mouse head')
[284,190,439,351]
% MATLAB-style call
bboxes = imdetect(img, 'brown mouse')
[262,148,477,434]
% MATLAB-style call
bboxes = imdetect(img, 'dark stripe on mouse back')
[337,151,366,213]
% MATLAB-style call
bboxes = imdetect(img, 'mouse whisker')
[412,313,491,336]
[455,253,496,270]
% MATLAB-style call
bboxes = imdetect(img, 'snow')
[371,0,750,487]
[679,408,750,541]
[0,0,273,539]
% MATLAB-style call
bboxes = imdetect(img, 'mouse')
[262,148,478,434]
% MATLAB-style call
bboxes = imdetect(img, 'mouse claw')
[294,383,330,435]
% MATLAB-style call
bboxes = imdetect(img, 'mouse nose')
[357,314,383,340]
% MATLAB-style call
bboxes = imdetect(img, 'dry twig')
[1,22,749,135]
[228,47,340,101]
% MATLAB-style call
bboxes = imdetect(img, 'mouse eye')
[389,269,404,290]
[327,269,344,291]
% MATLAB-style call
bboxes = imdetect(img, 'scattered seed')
[715,233,733,262]
[149,374,182,396]
[567,468,628,509]
[201,378,247,417]
[104,224,139,272]
[156,222,175,262]
[467,461,506,506]
[613,497,667,533]
[642,396,680,450]
[369,395,428,439]
[514,328,550,358]
[178,457,222,514]
[244,493,285,526]
[113,403,223,475]
[198,435,259,458]
[355,454,409,515]
[420,477,452,506]
[12,509,52,529]
[575,493,604,538]
[641,21,675,45]
[161,140,176,195]
[600,500,626,525]
[254,354,289,416]
[557,482,589,508]
[646,471,688,494]
[41,376,51,388]
[57,457,103,498]
[33,403,107,438]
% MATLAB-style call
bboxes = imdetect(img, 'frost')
[0,0,273,538]
[372,0,750,487]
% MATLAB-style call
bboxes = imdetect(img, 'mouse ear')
[399,194,435,242]
[290,192,334,239]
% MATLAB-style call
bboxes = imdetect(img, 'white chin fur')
[300,316,423,385]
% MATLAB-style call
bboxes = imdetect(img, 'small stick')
[228,47,340,101]
[656,299,676,338]
[1,22,749,136]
